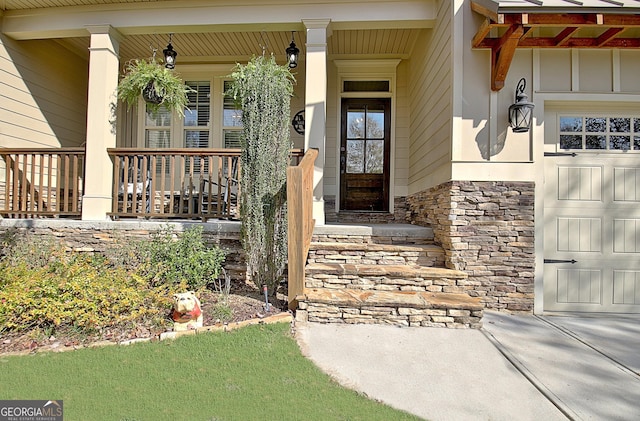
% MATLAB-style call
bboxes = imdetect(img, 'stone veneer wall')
[0,219,248,281]
[407,181,535,312]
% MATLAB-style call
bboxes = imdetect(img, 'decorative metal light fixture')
[163,33,178,69]
[508,78,535,133]
[286,31,299,69]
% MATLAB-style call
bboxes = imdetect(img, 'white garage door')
[544,114,640,313]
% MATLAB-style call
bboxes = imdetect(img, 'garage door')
[544,114,640,313]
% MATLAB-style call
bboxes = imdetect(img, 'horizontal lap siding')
[408,0,452,195]
[0,35,88,150]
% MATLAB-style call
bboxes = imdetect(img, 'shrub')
[0,254,177,335]
[138,225,226,290]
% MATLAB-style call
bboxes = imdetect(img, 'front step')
[304,263,474,293]
[296,288,483,328]
[308,242,446,267]
[298,263,483,328]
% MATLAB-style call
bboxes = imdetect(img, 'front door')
[340,98,391,211]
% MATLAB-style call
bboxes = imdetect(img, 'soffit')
[471,0,640,91]
[57,28,421,64]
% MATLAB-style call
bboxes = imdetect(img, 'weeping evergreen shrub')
[227,55,295,295]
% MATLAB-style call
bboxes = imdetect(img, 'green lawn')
[0,323,421,421]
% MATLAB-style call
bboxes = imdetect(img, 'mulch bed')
[0,286,285,356]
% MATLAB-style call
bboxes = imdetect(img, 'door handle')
[544,259,577,264]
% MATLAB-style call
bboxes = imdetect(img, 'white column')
[303,19,330,225]
[82,25,122,220]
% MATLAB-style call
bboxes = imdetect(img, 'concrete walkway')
[295,311,640,420]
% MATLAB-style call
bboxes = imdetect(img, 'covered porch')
[0,147,304,221]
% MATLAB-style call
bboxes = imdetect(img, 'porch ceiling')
[471,0,640,91]
[56,28,421,64]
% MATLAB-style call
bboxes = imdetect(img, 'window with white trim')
[222,80,242,149]
[560,115,640,151]
[140,78,245,174]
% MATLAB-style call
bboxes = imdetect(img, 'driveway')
[295,311,640,420]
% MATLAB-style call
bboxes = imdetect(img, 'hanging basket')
[142,81,163,105]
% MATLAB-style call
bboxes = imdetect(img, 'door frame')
[339,97,392,212]
[333,59,400,216]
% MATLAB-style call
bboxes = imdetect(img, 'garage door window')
[560,116,640,151]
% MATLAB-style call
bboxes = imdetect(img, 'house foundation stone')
[407,181,535,312]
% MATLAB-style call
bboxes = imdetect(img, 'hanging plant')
[226,55,295,295]
[117,58,193,116]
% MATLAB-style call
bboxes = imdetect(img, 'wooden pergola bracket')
[491,24,525,91]
[471,1,640,91]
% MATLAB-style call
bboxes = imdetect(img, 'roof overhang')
[471,0,640,91]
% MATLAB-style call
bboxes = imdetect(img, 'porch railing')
[287,148,318,310]
[0,148,85,218]
[108,148,304,221]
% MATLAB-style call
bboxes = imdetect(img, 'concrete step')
[312,223,434,245]
[304,263,475,293]
[296,287,483,328]
[308,242,446,267]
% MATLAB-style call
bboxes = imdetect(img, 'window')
[560,115,640,151]
[223,80,243,149]
[139,77,243,176]
[184,81,211,173]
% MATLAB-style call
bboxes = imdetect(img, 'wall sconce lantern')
[508,78,535,133]
[163,33,178,69]
[286,32,299,69]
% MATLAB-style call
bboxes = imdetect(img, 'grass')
[0,323,421,421]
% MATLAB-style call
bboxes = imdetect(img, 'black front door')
[340,98,391,211]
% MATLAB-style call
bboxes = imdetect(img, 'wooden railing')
[287,148,318,310]
[108,148,304,220]
[0,148,85,218]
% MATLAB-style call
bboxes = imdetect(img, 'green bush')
[0,254,176,334]
[138,225,226,290]
[0,226,226,336]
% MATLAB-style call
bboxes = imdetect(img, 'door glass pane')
[560,117,582,132]
[366,139,384,174]
[366,108,385,139]
[560,135,582,149]
[347,110,365,139]
[346,139,364,173]
[586,135,606,149]
[610,118,630,133]
[610,136,630,150]
[585,117,606,132]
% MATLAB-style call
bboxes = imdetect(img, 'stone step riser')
[308,243,446,268]
[305,263,475,294]
[296,288,484,329]
[301,302,482,328]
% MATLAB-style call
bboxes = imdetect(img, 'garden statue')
[172,291,203,331]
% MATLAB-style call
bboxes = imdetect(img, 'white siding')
[408,0,453,194]
[0,35,88,149]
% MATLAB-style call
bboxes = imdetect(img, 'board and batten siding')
[408,0,453,195]
[538,49,640,93]
[0,35,88,149]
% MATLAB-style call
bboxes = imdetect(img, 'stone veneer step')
[296,288,483,328]
[304,263,477,294]
[307,242,446,267]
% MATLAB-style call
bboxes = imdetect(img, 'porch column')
[303,19,330,225]
[82,25,122,221]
